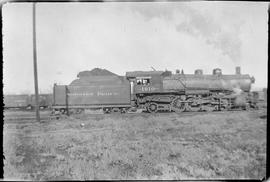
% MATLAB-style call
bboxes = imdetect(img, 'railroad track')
[4,117,50,122]
[3,109,255,124]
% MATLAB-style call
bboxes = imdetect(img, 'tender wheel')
[120,108,127,113]
[60,108,66,114]
[103,107,112,114]
[147,102,158,113]
[112,108,120,113]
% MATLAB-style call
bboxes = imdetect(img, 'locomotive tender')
[52,67,257,114]
[53,75,131,113]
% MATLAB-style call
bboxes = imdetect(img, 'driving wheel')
[147,102,158,113]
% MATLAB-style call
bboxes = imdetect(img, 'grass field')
[3,108,267,180]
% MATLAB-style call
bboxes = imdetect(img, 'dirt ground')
[3,108,267,180]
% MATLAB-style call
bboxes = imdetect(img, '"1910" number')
[141,87,157,92]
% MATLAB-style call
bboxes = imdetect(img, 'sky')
[2,1,268,94]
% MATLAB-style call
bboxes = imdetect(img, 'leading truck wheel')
[244,103,251,111]
[147,102,158,113]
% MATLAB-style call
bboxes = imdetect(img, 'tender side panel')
[67,85,131,105]
[53,85,67,106]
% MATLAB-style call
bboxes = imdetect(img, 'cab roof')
[126,71,171,78]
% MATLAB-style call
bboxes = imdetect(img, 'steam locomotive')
[52,67,258,114]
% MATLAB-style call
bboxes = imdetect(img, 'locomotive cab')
[126,71,165,95]
[135,76,160,92]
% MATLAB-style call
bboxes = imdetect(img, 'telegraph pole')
[33,2,40,122]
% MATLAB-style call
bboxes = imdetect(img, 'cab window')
[136,78,150,85]
[136,79,142,85]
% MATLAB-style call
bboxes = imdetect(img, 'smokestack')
[236,66,241,75]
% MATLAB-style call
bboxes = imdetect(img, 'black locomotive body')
[52,67,258,114]
[126,67,256,113]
